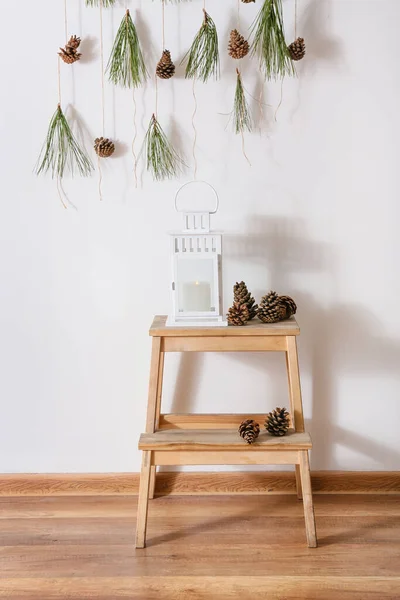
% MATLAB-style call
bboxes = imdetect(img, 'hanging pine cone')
[227,301,249,326]
[288,37,306,61]
[156,50,176,79]
[58,35,82,64]
[279,295,297,318]
[265,408,290,436]
[94,137,115,158]
[239,419,260,444]
[257,291,286,323]
[233,281,258,320]
[228,29,250,60]
[241,0,255,3]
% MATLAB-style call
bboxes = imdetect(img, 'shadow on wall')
[166,215,400,471]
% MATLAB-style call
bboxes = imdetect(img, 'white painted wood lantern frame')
[166,182,227,327]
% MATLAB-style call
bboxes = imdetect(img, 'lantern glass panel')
[176,257,215,314]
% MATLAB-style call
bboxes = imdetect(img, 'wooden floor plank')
[1,577,399,600]
[0,494,399,598]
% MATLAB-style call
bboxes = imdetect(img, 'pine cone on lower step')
[239,419,260,444]
[265,407,290,436]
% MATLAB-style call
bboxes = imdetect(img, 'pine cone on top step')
[227,301,250,326]
[288,37,306,61]
[239,419,260,444]
[265,407,290,437]
[233,281,258,320]
[257,291,286,323]
[228,29,250,60]
[156,50,176,79]
[279,295,297,318]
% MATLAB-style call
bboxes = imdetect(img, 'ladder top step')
[150,315,300,337]
[139,429,312,451]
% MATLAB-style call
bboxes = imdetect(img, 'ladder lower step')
[139,429,312,451]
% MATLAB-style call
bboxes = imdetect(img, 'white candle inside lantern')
[180,281,211,312]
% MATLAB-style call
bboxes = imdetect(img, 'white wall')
[1,0,399,473]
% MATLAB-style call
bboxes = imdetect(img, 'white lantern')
[166,182,227,327]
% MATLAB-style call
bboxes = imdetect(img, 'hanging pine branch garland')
[85,0,116,7]
[250,0,295,79]
[107,9,148,88]
[182,9,220,82]
[36,104,93,178]
[232,69,252,134]
[141,114,184,181]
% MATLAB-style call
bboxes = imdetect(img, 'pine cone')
[228,29,250,60]
[257,291,286,323]
[279,295,297,318]
[239,419,260,444]
[156,50,175,79]
[233,281,258,320]
[265,407,290,436]
[94,137,115,158]
[241,0,255,3]
[58,35,82,64]
[288,37,306,61]
[227,301,249,326]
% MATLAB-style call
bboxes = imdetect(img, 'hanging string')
[274,77,284,122]
[191,78,198,180]
[132,90,138,188]
[294,0,298,39]
[98,0,105,200]
[64,0,68,44]
[99,0,105,136]
[237,0,241,29]
[57,57,62,106]
[241,130,251,167]
[162,0,165,50]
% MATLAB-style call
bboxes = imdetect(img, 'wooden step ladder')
[135,315,317,549]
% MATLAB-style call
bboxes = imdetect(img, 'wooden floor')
[0,494,399,599]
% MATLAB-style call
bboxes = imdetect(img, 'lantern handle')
[174,180,219,214]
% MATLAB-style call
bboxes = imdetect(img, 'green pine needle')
[232,70,252,134]
[107,9,148,88]
[250,0,295,80]
[85,0,116,7]
[140,114,185,181]
[35,105,93,179]
[182,9,220,82]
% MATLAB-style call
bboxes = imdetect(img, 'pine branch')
[35,105,93,179]
[182,9,220,82]
[140,114,185,181]
[232,69,252,134]
[107,9,148,88]
[85,0,116,7]
[250,0,295,80]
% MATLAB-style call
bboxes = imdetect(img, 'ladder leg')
[299,451,317,548]
[146,342,164,500]
[135,451,152,549]
[149,466,156,499]
[286,337,305,500]
[295,465,303,500]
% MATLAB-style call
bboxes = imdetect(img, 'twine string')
[57,175,68,209]
[241,130,251,167]
[237,0,240,30]
[57,57,62,105]
[191,78,198,180]
[98,156,103,201]
[132,90,138,188]
[274,77,284,122]
[295,0,298,39]
[64,0,68,44]
[99,0,105,137]
[162,0,165,50]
